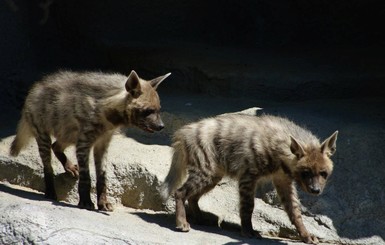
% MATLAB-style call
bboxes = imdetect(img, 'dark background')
[1,0,385,108]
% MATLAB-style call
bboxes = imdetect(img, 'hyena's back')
[10,71,127,155]
[161,114,320,199]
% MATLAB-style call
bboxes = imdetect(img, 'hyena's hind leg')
[175,170,222,232]
[52,141,79,178]
[187,175,222,225]
[76,138,95,210]
[36,133,57,200]
[93,133,113,212]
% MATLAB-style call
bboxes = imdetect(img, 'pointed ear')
[149,72,171,90]
[125,70,142,98]
[321,131,338,156]
[290,135,306,159]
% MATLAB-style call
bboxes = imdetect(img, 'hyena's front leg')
[76,139,95,210]
[238,169,262,239]
[273,175,319,244]
[52,141,79,178]
[93,134,113,212]
[36,134,57,200]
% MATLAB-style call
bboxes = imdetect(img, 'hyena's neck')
[101,92,131,127]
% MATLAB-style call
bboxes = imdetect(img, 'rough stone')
[0,182,286,245]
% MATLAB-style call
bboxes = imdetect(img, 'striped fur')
[161,114,338,244]
[11,70,170,211]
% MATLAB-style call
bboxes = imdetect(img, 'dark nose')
[157,124,164,131]
[310,186,321,194]
[155,121,164,131]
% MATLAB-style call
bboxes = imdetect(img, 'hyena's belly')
[52,123,80,145]
[224,159,251,178]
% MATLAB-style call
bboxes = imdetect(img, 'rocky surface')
[1,181,302,245]
[1,100,385,244]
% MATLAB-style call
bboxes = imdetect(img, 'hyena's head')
[290,131,338,195]
[124,70,170,133]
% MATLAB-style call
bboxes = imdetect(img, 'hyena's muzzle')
[145,112,164,132]
[136,109,164,133]
[298,171,327,195]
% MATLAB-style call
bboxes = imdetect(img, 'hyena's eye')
[320,171,328,179]
[301,170,312,179]
[140,109,156,117]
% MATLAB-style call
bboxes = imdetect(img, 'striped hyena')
[10,70,170,211]
[161,114,338,244]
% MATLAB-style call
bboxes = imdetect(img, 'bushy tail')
[10,114,33,156]
[160,140,188,201]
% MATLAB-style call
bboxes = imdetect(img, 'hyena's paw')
[98,202,114,212]
[64,161,79,178]
[176,221,191,232]
[241,228,262,239]
[78,199,95,210]
[301,234,319,244]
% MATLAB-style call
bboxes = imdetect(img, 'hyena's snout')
[299,172,325,195]
[309,183,321,195]
[144,114,164,132]
[306,177,323,195]
[151,118,164,131]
